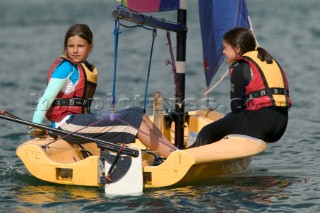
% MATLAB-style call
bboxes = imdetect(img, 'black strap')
[52,98,92,107]
[245,88,289,101]
[79,144,93,158]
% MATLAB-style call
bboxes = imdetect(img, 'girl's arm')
[32,62,74,124]
[230,61,251,113]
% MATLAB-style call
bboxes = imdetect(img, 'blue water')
[1,0,320,212]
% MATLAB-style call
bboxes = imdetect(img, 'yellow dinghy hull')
[16,110,268,188]
[16,138,102,187]
[144,135,267,188]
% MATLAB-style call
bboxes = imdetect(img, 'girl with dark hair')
[191,27,292,147]
[29,24,177,158]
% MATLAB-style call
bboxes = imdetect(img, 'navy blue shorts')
[58,107,144,144]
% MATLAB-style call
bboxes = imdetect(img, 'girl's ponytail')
[256,47,273,64]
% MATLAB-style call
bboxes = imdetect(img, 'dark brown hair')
[63,24,93,52]
[223,27,273,64]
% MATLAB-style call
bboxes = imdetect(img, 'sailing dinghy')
[8,0,268,195]
[13,110,267,193]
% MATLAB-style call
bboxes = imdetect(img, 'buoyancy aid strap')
[52,98,92,107]
[244,87,289,101]
[242,55,275,105]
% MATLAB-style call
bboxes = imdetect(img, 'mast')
[174,0,187,148]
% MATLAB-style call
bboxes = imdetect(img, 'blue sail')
[199,0,250,87]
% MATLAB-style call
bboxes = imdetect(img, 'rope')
[165,31,180,98]
[113,6,157,112]
[248,16,259,47]
[111,19,120,111]
[163,61,229,109]
[119,21,155,31]
[110,9,175,148]
[143,29,157,111]
[204,70,229,96]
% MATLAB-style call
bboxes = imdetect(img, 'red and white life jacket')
[46,56,98,121]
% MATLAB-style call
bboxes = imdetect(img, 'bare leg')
[137,114,177,158]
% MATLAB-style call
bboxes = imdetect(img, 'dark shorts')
[58,107,144,144]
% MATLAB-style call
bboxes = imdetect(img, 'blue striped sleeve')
[51,61,75,79]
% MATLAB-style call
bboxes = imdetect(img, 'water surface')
[0,0,319,212]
